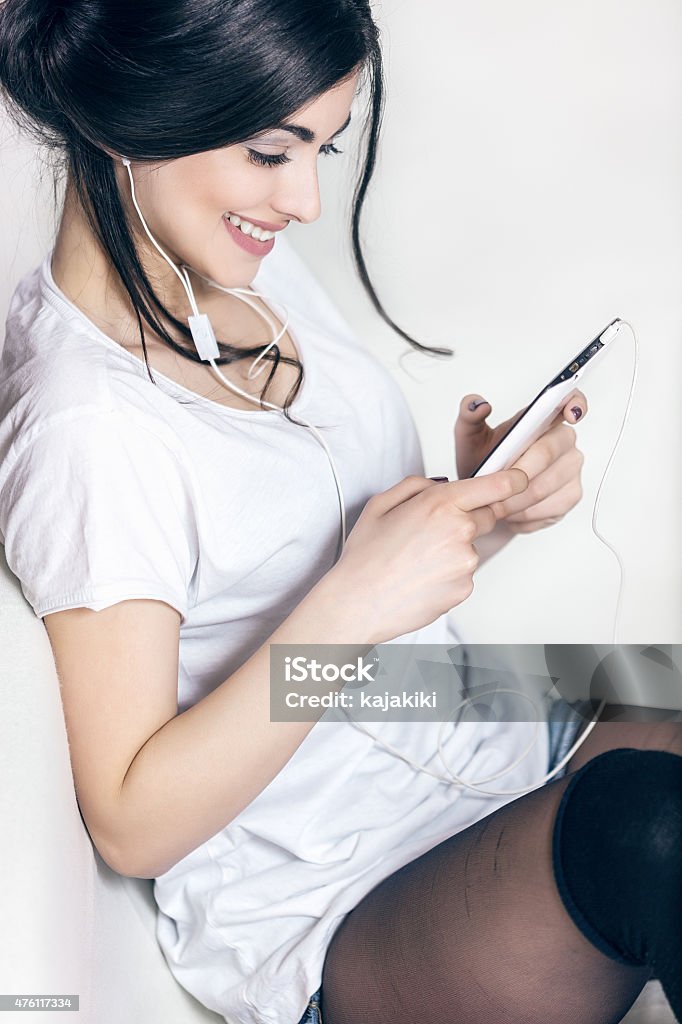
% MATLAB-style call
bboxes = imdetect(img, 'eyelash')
[245,142,344,168]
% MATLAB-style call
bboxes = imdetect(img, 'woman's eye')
[246,149,291,168]
[245,143,344,168]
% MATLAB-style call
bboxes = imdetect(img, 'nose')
[272,159,322,225]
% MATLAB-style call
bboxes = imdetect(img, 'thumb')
[455,394,492,444]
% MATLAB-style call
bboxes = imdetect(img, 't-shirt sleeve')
[0,410,199,625]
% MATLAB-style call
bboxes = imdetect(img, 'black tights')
[320,715,682,1024]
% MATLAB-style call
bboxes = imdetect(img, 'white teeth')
[226,214,276,242]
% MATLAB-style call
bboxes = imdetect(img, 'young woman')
[0,2,680,1023]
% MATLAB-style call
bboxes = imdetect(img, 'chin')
[212,264,260,291]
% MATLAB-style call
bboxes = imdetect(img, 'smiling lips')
[224,213,287,240]
[223,214,278,255]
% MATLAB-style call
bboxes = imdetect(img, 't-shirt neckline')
[39,248,313,420]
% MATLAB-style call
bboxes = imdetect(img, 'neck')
[50,174,225,344]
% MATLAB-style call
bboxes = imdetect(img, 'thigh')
[320,766,652,1024]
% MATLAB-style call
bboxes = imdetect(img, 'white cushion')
[0,544,224,1024]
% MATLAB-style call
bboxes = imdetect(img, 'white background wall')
[289,0,682,643]
[1,0,681,642]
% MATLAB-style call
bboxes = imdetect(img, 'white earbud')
[120,156,131,167]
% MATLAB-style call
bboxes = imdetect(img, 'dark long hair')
[0,0,453,423]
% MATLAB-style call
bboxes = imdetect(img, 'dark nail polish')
[571,406,583,421]
[429,476,449,482]
[468,399,489,411]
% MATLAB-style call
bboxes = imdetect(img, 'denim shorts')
[295,699,586,1024]
[546,696,590,779]
[297,990,323,1024]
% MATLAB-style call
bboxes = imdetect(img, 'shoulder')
[0,254,182,468]
[2,257,113,438]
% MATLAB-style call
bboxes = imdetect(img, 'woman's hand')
[454,391,587,535]
[329,469,529,644]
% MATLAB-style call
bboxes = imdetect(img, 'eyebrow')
[259,111,352,144]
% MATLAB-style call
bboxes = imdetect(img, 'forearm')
[111,571,373,879]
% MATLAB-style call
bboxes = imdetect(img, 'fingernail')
[429,476,449,482]
[571,406,583,421]
[468,399,489,411]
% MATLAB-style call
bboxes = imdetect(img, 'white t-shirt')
[0,238,549,1024]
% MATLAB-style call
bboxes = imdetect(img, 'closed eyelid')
[251,111,352,147]
[248,137,290,148]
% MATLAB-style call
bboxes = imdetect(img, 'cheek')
[142,176,199,244]
[182,150,270,218]
[134,151,272,254]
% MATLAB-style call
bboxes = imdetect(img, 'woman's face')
[114,71,360,305]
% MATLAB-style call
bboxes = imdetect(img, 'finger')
[504,477,583,525]
[466,504,498,539]
[497,447,584,517]
[371,474,440,517]
[559,388,588,425]
[454,393,493,448]
[454,395,530,458]
[510,421,577,480]
[507,517,563,534]
[445,468,529,514]
[458,393,492,418]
